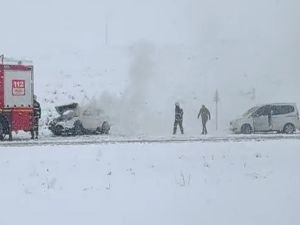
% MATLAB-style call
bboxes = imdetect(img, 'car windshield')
[243,106,259,117]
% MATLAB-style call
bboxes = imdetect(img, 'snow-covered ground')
[1,139,299,225]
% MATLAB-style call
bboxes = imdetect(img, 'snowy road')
[1,133,300,147]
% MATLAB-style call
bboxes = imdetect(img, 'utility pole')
[105,22,108,46]
[214,90,220,130]
[251,88,256,101]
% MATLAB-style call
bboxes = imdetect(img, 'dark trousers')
[31,117,39,139]
[202,119,208,135]
[173,120,184,134]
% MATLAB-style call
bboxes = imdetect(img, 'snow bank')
[0,140,299,225]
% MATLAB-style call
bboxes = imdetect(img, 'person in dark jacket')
[197,105,211,135]
[173,102,184,135]
[31,95,41,139]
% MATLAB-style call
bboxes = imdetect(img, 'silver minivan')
[230,103,300,134]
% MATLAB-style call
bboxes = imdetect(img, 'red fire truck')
[0,55,35,140]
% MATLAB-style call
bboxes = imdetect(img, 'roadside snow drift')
[0,140,299,225]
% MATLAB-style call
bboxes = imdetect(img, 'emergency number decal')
[12,79,25,96]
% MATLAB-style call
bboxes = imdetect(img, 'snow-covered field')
[1,139,299,225]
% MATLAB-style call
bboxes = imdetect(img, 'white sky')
[1,0,299,95]
[1,0,299,52]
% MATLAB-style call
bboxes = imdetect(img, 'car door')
[253,105,270,132]
[271,105,296,131]
[80,108,104,130]
[270,105,282,130]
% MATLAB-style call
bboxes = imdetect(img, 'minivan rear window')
[271,105,294,115]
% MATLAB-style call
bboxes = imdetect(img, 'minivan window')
[243,106,259,117]
[254,105,271,117]
[271,105,294,115]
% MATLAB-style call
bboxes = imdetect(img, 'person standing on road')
[173,102,184,135]
[31,95,41,139]
[197,105,211,135]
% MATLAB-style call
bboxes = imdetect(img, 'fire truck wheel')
[0,122,4,141]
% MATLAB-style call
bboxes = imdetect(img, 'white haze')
[1,0,299,135]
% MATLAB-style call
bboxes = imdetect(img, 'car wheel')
[241,124,252,134]
[74,120,84,135]
[283,123,295,134]
[96,121,110,134]
[102,121,110,134]
[53,125,64,136]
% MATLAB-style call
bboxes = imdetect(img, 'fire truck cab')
[0,55,35,140]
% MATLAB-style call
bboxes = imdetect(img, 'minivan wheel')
[241,124,252,134]
[283,123,295,134]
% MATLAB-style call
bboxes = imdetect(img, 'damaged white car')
[49,103,110,136]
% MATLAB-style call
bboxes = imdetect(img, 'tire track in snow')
[1,134,300,147]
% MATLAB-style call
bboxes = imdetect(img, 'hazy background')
[1,0,299,135]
